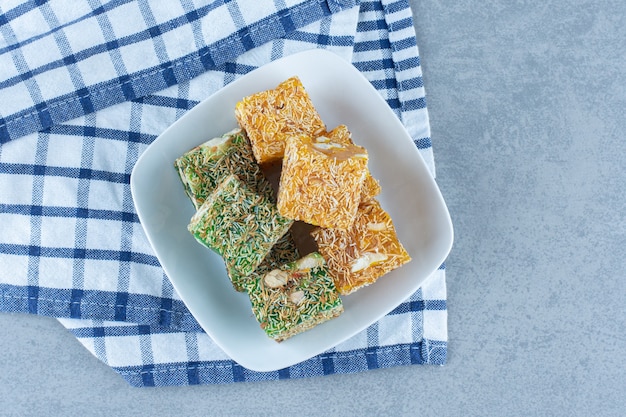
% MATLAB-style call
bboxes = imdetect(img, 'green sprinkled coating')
[174,129,275,210]
[245,252,344,342]
[188,174,293,277]
[226,231,299,292]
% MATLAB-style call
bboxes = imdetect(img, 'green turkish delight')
[226,231,300,292]
[188,174,293,277]
[245,252,344,342]
[175,128,275,210]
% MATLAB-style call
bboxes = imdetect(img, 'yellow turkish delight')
[310,199,411,295]
[320,124,381,202]
[234,76,326,165]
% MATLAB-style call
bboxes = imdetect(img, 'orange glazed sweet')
[322,124,381,202]
[277,134,368,230]
[310,199,411,295]
[234,76,326,165]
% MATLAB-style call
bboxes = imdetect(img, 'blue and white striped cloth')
[0,0,447,386]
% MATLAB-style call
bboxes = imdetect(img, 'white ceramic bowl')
[130,49,453,372]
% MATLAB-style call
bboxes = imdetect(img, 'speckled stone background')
[1,1,624,416]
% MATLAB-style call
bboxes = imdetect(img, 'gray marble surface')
[1,1,624,416]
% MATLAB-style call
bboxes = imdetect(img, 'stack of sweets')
[234,76,411,339]
[177,76,411,342]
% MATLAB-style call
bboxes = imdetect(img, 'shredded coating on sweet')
[277,134,368,230]
[174,129,275,209]
[322,124,381,201]
[245,253,343,342]
[235,76,326,165]
[310,199,411,295]
[226,231,299,292]
[188,174,293,277]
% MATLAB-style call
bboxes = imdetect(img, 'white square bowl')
[130,49,453,372]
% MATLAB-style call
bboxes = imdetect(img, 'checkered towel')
[0,0,447,386]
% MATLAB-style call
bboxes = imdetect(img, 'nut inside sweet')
[264,269,289,288]
[289,290,305,305]
[367,222,387,231]
[350,252,389,272]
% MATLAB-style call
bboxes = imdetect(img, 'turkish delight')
[174,128,274,210]
[234,76,326,165]
[245,252,343,342]
[310,199,411,295]
[277,134,368,230]
[188,174,293,277]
